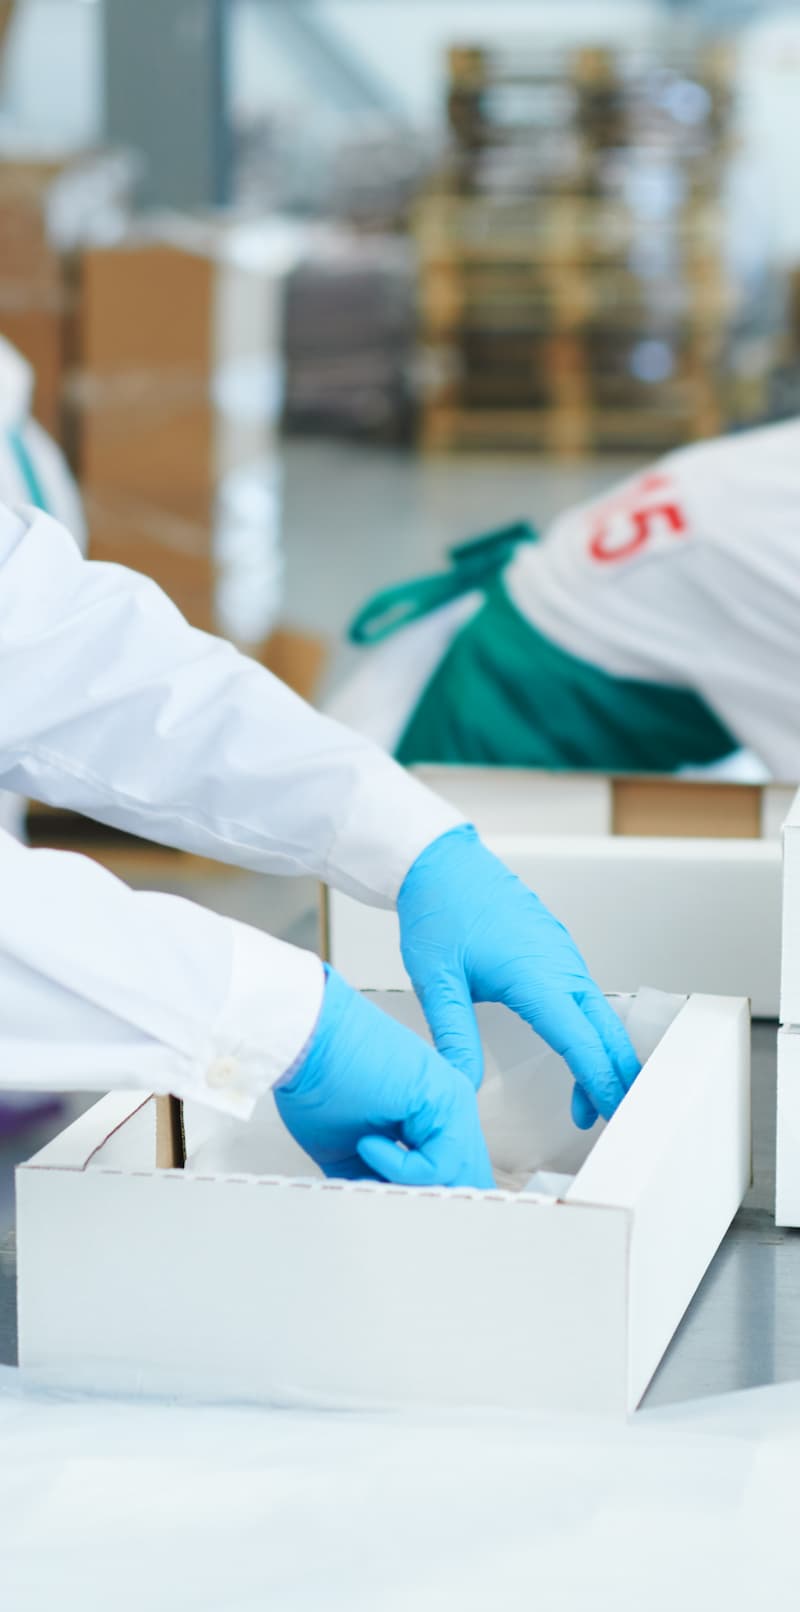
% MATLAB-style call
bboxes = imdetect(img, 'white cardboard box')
[326,770,791,1015]
[17,991,750,1417]
[780,788,800,1027]
[775,788,800,1226]
[775,1027,800,1226]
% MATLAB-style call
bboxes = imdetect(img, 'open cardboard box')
[325,770,793,1015]
[16,989,750,1417]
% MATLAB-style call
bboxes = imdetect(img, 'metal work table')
[1,1022,797,1409]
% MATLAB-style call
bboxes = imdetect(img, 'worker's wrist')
[399,823,481,902]
[325,755,465,908]
[274,963,333,1094]
[198,923,326,1118]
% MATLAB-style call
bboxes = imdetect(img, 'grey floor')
[4,438,785,1411]
[280,439,644,691]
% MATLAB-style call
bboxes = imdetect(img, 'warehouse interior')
[3,2,800,1605]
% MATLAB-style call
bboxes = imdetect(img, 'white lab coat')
[331,420,800,776]
[0,336,87,839]
[0,502,462,1115]
[506,419,800,777]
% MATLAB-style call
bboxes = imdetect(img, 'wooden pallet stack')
[417,43,748,454]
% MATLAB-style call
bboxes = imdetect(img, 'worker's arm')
[0,503,639,1125]
[0,504,461,907]
[0,825,323,1114]
[0,828,491,1185]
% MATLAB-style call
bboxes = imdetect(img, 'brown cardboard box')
[0,2,16,53]
[79,392,214,511]
[0,161,68,432]
[84,486,328,687]
[0,162,63,285]
[77,223,290,650]
[610,777,763,839]
[84,489,216,632]
[80,244,213,376]
[259,626,328,704]
[76,247,213,502]
[0,303,64,435]
[75,238,276,504]
[0,156,139,439]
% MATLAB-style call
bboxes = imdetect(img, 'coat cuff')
[324,756,465,908]
[174,924,326,1119]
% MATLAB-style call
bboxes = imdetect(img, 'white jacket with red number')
[506,419,800,777]
[331,420,800,777]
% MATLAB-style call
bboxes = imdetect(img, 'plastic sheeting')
[184,987,684,1191]
[0,1364,797,1611]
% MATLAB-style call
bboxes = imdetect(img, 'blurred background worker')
[330,417,799,779]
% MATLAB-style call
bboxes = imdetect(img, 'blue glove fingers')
[415,968,484,1090]
[532,997,627,1121]
[578,989,641,1091]
[571,1083,599,1130]
[358,1108,495,1190]
[570,994,643,1131]
[357,1137,439,1186]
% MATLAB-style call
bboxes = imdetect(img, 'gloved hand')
[397,825,640,1130]
[275,965,495,1188]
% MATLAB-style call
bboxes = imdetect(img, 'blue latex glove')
[397,825,641,1130]
[275,965,495,1188]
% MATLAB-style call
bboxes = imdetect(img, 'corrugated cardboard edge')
[319,883,331,964]
[411,768,793,840]
[611,778,762,839]
[156,1096,186,1170]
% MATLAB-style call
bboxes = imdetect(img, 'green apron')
[348,523,737,772]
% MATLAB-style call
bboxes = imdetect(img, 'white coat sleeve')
[0,504,463,905]
[0,826,324,1114]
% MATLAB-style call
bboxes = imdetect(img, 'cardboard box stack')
[0,160,71,435]
[0,151,139,435]
[71,218,302,655]
[326,768,792,1016]
[24,217,327,874]
[416,42,768,454]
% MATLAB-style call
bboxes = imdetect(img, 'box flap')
[783,786,800,833]
[568,994,750,1408]
[20,1092,150,1171]
[567,996,747,1207]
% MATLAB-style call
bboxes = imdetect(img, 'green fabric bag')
[349,523,737,772]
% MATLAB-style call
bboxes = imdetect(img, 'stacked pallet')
[417,43,750,454]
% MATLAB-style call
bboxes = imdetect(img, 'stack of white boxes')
[328,768,792,1014]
